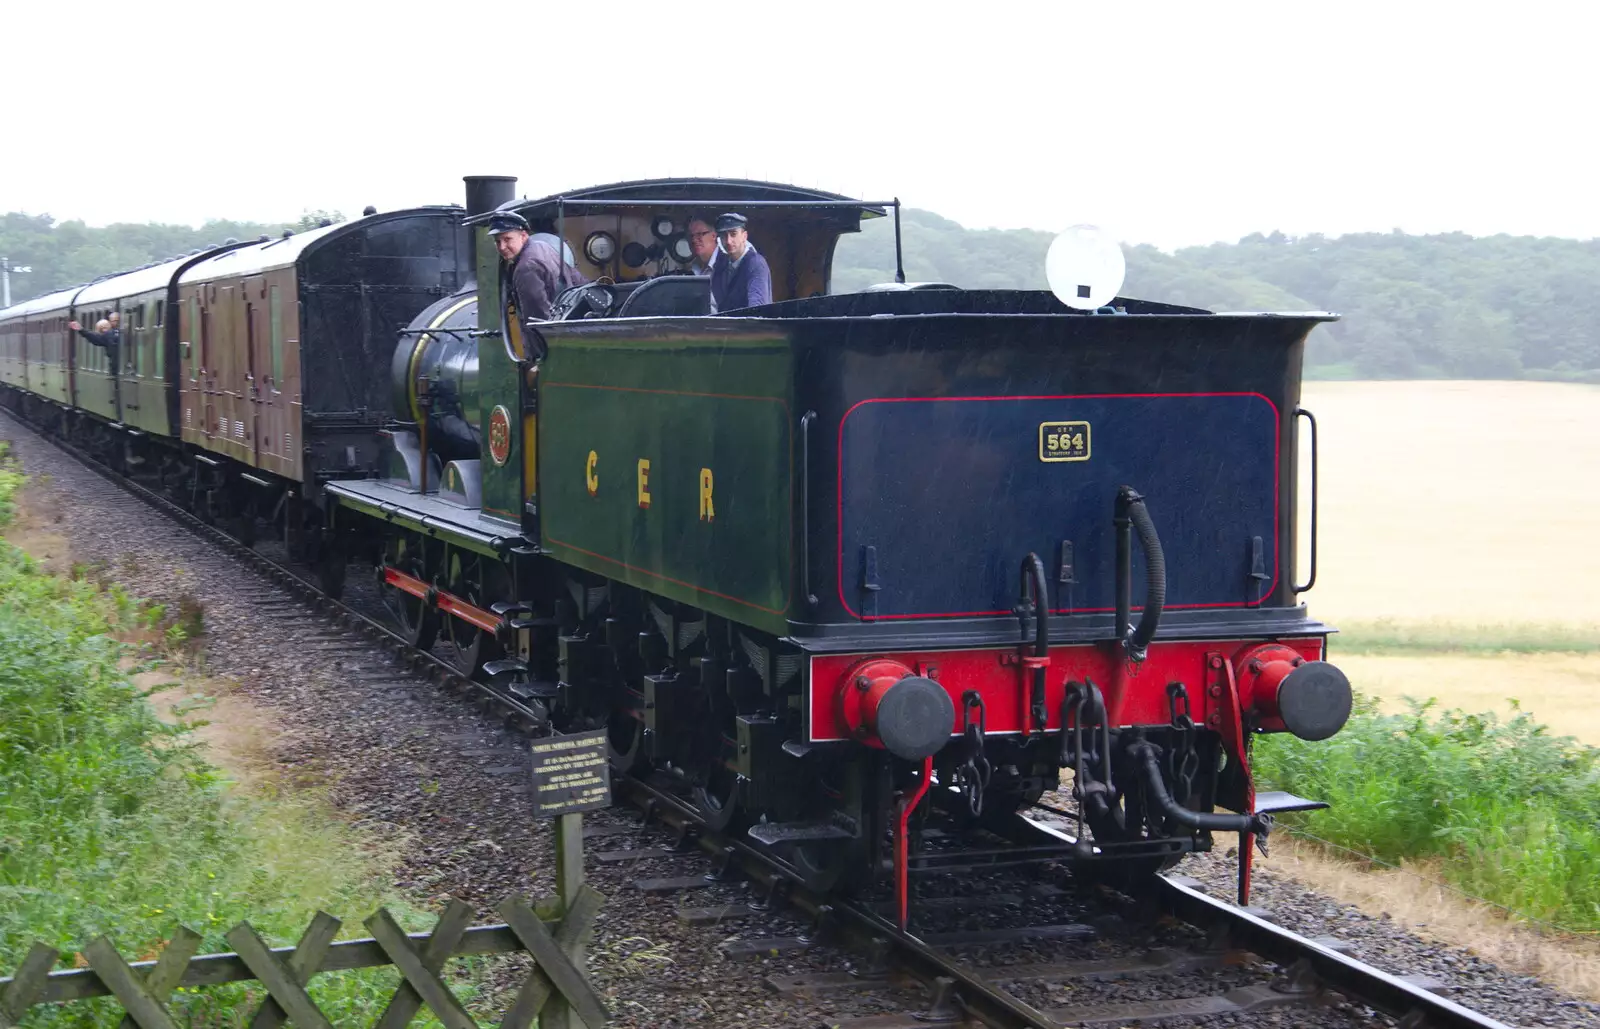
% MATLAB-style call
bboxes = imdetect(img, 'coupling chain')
[959,690,992,817]
[1166,681,1199,804]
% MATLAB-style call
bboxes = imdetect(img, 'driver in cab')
[708,212,771,314]
[487,212,587,321]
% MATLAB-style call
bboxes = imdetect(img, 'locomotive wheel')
[385,537,437,651]
[780,760,866,893]
[443,552,504,676]
[317,546,347,600]
[789,840,852,893]
[607,711,647,773]
[691,687,743,830]
[234,507,258,549]
[693,750,742,832]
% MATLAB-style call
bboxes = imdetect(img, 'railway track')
[3,411,1519,1029]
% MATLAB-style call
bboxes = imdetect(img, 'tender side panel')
[807,637,1325,742]
[540,380,792,628]
[838,393,1278,620]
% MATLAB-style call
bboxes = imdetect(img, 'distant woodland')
[834,211,1600,382]
[5,207,1599,381]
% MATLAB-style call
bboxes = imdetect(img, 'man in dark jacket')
[68,311,121,352]
[488,213,586,321]
[709,213,772,314]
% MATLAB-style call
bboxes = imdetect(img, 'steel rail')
[611,776,1055,1029]
[1156,874,1514,1029]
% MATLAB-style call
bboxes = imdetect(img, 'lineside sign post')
[530,729,611,1028]
[529,729,611,817]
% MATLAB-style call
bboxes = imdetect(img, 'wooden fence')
[0,889,606,1029]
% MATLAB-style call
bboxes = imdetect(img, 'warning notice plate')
[529,729,612,818]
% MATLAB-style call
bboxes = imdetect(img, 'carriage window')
[269,285,282,385]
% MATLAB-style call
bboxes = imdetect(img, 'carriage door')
[126,304,144,420]
[245,279,267,467]
[201,288,217,443]
[112,305,129,423]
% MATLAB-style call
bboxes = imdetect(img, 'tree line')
[0,210,344,305]
[5,207,1597,381]
[833,209,1600,382]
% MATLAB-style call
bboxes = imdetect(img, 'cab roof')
[467,177,889,226]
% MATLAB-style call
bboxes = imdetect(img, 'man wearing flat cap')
[488,212,586,322]
[708,213,771,314]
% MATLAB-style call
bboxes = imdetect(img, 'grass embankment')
[1278,381,1600,939]
[0,447,455,1025]
[1333,619,1600,657]
[1257,694,1600,935]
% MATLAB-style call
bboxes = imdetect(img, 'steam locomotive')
[0,175,1353,921]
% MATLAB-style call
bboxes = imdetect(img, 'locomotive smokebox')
[837,658,956,761]
[464,175,517,218]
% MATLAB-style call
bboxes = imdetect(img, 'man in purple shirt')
[488,213,585,321]
[708,212,772,314]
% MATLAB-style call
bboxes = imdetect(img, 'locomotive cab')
[485,177,883,309]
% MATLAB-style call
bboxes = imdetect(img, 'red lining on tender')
[835,392,1282,620]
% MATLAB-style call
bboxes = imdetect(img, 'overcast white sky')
[3,1,1595,251]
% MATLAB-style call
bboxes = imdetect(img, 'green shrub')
[1256,695,1600,932]
[0,448,466,1026]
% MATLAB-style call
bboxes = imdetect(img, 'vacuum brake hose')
[1119,487,1166,661]
[1128,740,1267,834]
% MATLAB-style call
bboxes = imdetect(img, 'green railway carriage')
[70,257,193,435]
[0,256,217,429]
[0,287,76,404]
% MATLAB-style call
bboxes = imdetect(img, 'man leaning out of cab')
[487,212,587,322]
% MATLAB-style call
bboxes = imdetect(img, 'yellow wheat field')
[1297,380,1600,627]
[1296,380,1600,741]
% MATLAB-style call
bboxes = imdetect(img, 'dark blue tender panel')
[837,393,1279,620]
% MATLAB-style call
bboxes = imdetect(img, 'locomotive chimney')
[464,175,517,218]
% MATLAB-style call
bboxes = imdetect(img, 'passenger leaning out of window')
[708,213,771,314]
[68,311,121,352]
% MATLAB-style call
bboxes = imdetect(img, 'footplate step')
[746,819,855,846]
[1255,790,1331,815]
